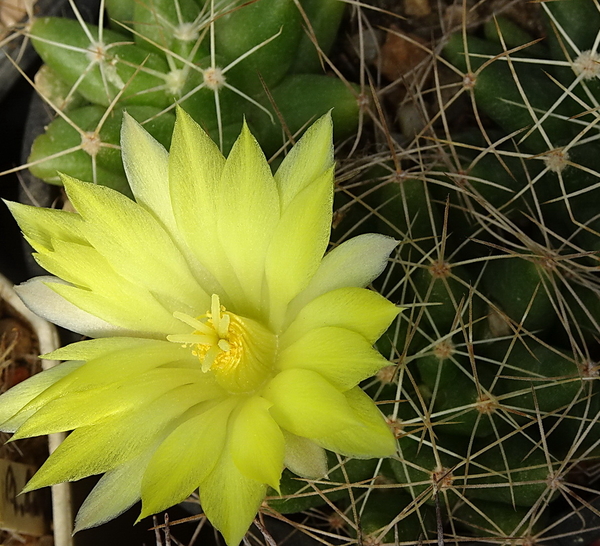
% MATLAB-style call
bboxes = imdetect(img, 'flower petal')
[282,287,401,347]
[42,336,159,361]
[11,368,208,438]
[62,175,209,313]
[139,398,236,519]
[265,167,334,331]
[44,341,197,395]
[50,283,185,337]
[5,340,198,432]
[34,241,185,336]
[15,277,124,338]
[0,360,84,431]
[5,200,86,251]
[287,234,398,322]
[274,112,333,210]
[74,451,153,532]
[282,431,328,479]
[2,111,404,542]
[217,121,280,314]
[312,387,396,459]
[199,443,266,546]
[121,113,175,233]
[168,108,242,307]
[230,396,285,490]
[22,383,217,492]
[263,368,356,438]
[278,326,390,390]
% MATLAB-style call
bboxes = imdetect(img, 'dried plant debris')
[0,0,34,35]
[0,299,50,543]
[0,300,40,399]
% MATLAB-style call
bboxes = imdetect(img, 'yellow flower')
[1,108,399,545]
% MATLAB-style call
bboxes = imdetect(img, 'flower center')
[167,294,276,393]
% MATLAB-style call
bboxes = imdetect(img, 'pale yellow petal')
[274,112,333,210]
[282,287,401,347]
[287,234,398,323]
[263,368,356,438]
[47,281,182,337]
[22,383,218,492]
[42,336,156,361]
[12,368,209,438]
[48,340,192,393]
[121,112,175,233]
[313,387,396,459]
[5,200,86,251]
[283,431,328,479]
[5,341,197,431]
[74,450,154,531]
[34,241,185,335]
[168,107,241,306]
[217,121,280,314]
[0,361,84,431]
[139,398,236,519]
[278,326,390,390]
[62,175,210,313]
[15,277,122,338]
[199,443,266,546]
[230,396,285,490]
[265,167,334,331]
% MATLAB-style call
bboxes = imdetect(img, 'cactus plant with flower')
[3,0,600,544]
[1,109,400,545]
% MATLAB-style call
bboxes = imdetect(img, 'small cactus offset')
[25,0,359,194]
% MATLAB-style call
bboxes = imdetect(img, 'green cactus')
[25,0,359,189]
[7,0,600,544]
[314,1,600,543]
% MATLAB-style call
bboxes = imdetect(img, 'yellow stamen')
[167,333,212,345]
[211,294,222,333]
[172,311,213,334]
[168,294,277,393]
[218,313,230,339]
[202,345,220,373]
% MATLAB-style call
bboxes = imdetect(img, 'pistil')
[167,294,277,393]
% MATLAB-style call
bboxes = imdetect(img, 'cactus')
[300,1,600,544]
[22,0,361,191]
[4,0,600,544]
